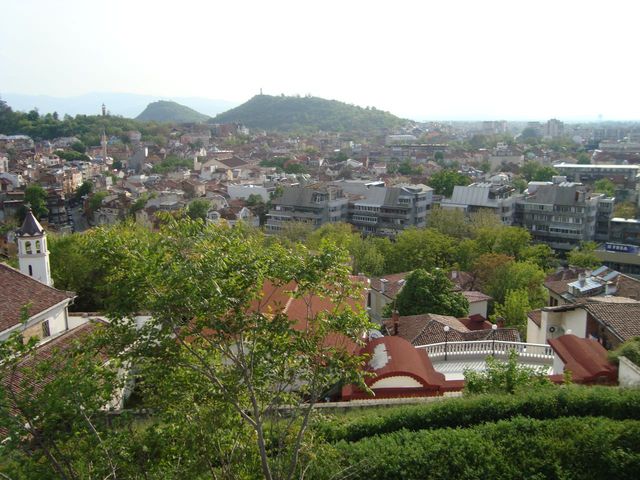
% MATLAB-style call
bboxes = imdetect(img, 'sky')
[1,0,639,121]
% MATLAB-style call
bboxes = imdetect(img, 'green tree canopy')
[594,178,616,197]
[385,228,457,273]
[492,288,531,335]
[78,218,371,479]
[567,241,601,269]
[186,198,211,221]
[21,183,49,220]
[613,201,637,219]
[74,180,93,200]
[427,169,471,197]
[391,268,469,317]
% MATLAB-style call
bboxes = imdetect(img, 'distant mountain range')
[0,92,237,118]
[211,94,407,132]
[135,100,210,123]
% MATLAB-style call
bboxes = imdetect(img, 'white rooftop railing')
[415,340,554,361]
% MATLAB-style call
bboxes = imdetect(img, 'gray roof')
[18,209,45,236]
[525,184,582,205]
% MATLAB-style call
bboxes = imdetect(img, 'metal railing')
[415,340,554,361]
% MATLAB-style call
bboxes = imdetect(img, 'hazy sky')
[1,0,638,121]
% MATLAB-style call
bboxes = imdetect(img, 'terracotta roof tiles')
[0,263,75,333]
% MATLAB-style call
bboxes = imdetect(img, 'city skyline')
[1,0,639,121]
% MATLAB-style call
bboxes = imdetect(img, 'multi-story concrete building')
[345,183,433,236]
[441,182,519,225]
[265,184,348,233]
[554,163,640,187]
[608,218,640,246]
[265,182,433,237]
[514,181,604,251]
[544,119,565,139]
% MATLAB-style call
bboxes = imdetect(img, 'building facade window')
[41,320,50,338]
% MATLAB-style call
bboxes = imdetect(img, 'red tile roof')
[548,335,617,384]
[384,313,520,345]
[342,336,447,400]
[1,320,107,434]
[0,263,75,333]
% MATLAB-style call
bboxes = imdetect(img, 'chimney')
[380,278,388,294]
[496,317,505,328]
[392,310,400,335]
[578,273,586,287]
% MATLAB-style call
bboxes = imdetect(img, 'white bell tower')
[17,209,52,286]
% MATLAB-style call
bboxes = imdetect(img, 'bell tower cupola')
[17,209,52,286]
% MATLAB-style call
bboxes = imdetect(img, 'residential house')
[1,212,75,342]
[528,297,640,349]
[384,312,520,347]
[544,265,640,307]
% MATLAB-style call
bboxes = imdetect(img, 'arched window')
[28,265,33,276]
[35,240,41,253]
[25,241,32,254]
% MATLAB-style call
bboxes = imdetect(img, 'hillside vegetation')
[135,100,210,123]
[212,94,406,132]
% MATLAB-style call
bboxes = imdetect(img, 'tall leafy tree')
[567,241,601,269]
[594,178,616,197]
[21,183,49,220]
[81,218,371,480]
[391,268,469,317]
[427,169,471,197]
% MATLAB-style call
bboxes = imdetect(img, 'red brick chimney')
[392,310,400,335]
[496,317,505,328]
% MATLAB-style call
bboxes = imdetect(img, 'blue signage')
[605,243,640,254]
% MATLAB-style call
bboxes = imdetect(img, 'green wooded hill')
[135,100,210,123]
[211,94,407,132]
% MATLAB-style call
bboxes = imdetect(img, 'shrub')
[309,417,640,480]
[314,387,640,443]
[609,336,640,367]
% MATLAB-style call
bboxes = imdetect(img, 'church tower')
[17,209,52,286]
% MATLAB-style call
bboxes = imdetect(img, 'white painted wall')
[371,375,422,389]
[619,356,640,387]
[530,309,588,345]
[469,300,488,318]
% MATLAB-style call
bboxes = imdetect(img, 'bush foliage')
[309,416,640,480]
[314,387,640,443]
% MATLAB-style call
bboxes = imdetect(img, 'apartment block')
[441,182,519,225]
[265,185,348,233]
[514,181,605,251]
[345,183,433,236]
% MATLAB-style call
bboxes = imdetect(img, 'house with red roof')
[1,211,76,342]
[341,336,452,400]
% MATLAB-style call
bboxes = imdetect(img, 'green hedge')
[315,387,640,443]
[309,416,640,480]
